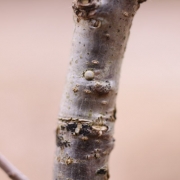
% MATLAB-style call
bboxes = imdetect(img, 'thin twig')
[0,153,29,180]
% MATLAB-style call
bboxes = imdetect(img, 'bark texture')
[54,0,145,179]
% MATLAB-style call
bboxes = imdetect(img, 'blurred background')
[0,0,180,179]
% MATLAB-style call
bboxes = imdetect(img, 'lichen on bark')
[54,0,145,179]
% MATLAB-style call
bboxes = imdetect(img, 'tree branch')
[54,0,146,179]
[0,153,28,180]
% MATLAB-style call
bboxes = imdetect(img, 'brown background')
[1,0,180,179]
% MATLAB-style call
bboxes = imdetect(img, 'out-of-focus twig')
[0,153,29,180]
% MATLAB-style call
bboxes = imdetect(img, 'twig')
[0,153,29,180]
[54,0,146,179]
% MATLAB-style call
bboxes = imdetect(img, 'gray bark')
[54,0,145,179]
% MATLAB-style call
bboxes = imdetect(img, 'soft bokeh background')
[1,0,180,179]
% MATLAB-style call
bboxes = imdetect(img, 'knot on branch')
[72,0,100,20]
[94,81,111,94]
